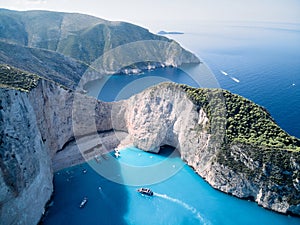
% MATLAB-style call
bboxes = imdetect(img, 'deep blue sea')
[43,22,300,224]
[167,22,300,139]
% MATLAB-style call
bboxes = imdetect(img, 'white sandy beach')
[52,131,130,171]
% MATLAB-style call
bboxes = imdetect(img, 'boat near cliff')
[137,188,153,196]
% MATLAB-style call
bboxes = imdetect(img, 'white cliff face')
[0,88,52,225]
[110,83,209,156]
[28,80,113,157]
[122,83,199,152]
[111,83,300,216]
[0,80,117,224]
[1,80,299,225]
[209,144,300,215]
[113,82,215,180]
[28,80,74,157]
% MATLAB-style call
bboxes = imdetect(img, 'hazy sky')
[0,0,300,31]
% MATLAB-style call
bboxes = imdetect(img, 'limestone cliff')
[0,65,115,224]
[1,67,300,225]
[114,83,300,216]
[28,80,114,157]
[0,88,52,225]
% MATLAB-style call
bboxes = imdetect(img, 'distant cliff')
[1,65,299,225]
[0,9,199,89]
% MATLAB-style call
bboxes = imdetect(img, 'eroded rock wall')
[28,80,114,157]
[115,83,300,216]
[1,80,299,225]
[0,88,52,225]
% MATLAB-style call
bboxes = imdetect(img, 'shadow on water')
[159,145,180,159]
[41,156,128,225]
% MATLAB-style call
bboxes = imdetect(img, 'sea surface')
[43,147,300,225]
[43,22,300,224]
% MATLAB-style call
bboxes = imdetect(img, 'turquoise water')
[43,22,300,224]
[43,147,300,225]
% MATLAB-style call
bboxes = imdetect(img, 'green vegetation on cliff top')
[0,64,40,92]
[180,84,300,151]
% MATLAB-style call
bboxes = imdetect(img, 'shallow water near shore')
[42,147,300,225]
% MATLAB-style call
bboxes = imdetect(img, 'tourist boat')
[79,197,88,208]
[114,149,121,158]
[137,188,153,196]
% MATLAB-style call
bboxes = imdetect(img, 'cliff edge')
[0,66,52,224]
[115,83,300,215]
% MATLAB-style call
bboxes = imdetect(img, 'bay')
[43,147,300,225]
[43,22,300,224]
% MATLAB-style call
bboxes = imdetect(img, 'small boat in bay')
[114,149,121,158]
[137,188,153,196]
[79,197,88,208]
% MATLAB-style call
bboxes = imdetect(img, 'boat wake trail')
[220,70,240,83]
[154,193,211,225]
[220,70,228,76]
[230,76,240,83]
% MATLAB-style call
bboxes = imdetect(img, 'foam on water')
[230,76,240,83]
[154,192,210,225]
[220,70,228,75]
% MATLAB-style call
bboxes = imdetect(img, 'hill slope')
[0,8,199,70]
[0,41,89,89]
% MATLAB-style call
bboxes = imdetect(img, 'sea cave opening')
[158,145,181,159]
